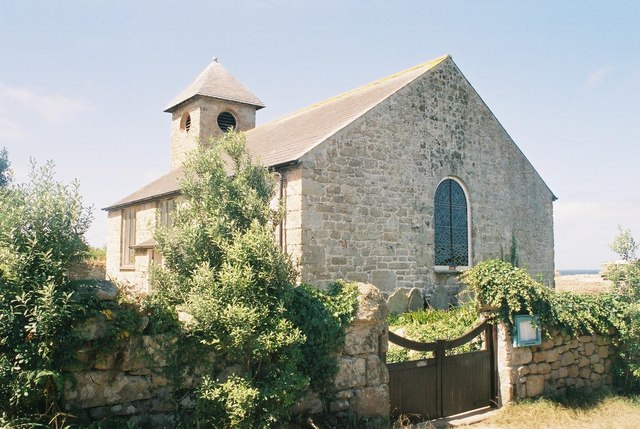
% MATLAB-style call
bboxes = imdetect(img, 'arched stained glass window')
[434,179,469,267]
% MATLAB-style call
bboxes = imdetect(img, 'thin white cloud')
[586,64,614,87]
[0,83,91,124]
[0,117,28,140]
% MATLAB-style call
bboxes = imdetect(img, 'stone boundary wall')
[497,323,615,403]
[70,260,107,281]
[62,283,390,425]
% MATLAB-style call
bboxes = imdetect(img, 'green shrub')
[0,160,92,421]
[460,259,622,336]
[287,281,359,393]
[460,259,640,393]
[151,132,358,427]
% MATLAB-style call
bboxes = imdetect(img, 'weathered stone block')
[526,375,545,397]
[334,356,366,390]
[578,356,590,368]
[352,283,388,325]
[568,365,579,378]
[386,289,409,315]
[329,399,349,413]
[344,325,379,355]
[407,288,424,311]
[560,352,575,366]
[584,342,595,356]
[579,367,591,379]
[366,355,388,386]
[350,385,390,417]
[65,371,152,409]
[597,346,610,359]
[76,317,109,341]
[543,349,559,362]
[537,363,551,375]
[541,338,555,350]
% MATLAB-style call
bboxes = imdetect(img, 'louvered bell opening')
[217,112,237,132]
[185,115,191,133]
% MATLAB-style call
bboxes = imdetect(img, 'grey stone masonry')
[296,59,555,294]
[496,323,615,403]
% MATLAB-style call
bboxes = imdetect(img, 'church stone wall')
[298,59,555,295]
[105,201,158,294]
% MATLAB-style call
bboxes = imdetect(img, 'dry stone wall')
[329,283,390,416]
[497,323,615,403]
[62,282,390,425]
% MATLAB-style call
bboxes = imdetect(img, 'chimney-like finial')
[212,56,218,63]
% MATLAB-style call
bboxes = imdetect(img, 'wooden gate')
[387,320,498,420]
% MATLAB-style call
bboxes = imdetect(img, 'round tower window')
[217,112,236,132]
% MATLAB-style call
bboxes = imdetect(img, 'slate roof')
[164,58,265,113]
[105,55,450,210]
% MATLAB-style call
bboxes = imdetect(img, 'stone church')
[104,55,556,298]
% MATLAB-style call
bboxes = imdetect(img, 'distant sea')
[558,269,600,276]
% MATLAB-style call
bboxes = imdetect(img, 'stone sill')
[434,265,469,274]
[119,265,136,271]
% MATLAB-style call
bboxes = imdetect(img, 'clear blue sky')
[1,1,638,270]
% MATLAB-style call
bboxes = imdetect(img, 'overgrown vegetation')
[0,159,92,424]
[462,257,640,393]
[602,227,640,391]
[150,131,358,428]
[386,303,480,362]
[0,147,10,188]
[461,260,624,337]
[0,137,360,428]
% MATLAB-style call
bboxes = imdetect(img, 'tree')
[610,225,638,262]
[0,147,10,188]
[152,132,357,428]
[152,132,307,428]
[0,160,92,420]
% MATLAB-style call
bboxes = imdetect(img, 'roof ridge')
[257,54,450,127]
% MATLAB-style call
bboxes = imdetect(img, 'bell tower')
[164,58,265,169]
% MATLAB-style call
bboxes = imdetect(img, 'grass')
[386,302,480,362]
[464,391,640,429]
[554,274,613,295]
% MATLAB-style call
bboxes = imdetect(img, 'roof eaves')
[164,94,265,113]
[102,190,181,212]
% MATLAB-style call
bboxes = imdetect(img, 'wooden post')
[435,339,446,418]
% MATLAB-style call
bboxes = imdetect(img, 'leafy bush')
[0,161,92,421]
[600,228,640,390]
[151,132,357,427]
[0,147,9,188]
[386,303,480,362]
[460,259,623,337]
[604,227,640,298]
[610,226,637,262]
[460,259,640,392]
[287,281,359,393]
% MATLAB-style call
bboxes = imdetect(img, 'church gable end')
[296,56,554,293]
